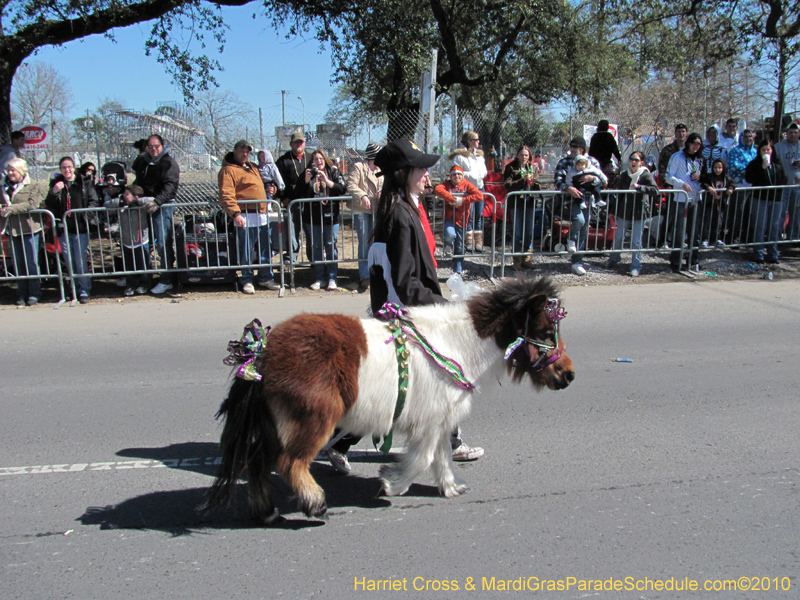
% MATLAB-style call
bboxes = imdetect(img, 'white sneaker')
[327,280,337,291]
[258,279,280,291]
[124,287,134,297]
[595,199,607,209]
[310,280,321,290]
[443,245,453,257]
[567,240,577,253]
[571,263,586,276]
[630,269,640,277]
[452,442,484,462]
[701,240,709,248]
[151,282,173,294]
[715,240,726,247]
[135,286,148,295]
[242,282,255,294]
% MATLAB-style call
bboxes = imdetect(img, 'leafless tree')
[194,89,254,157]
[11,62,74,126]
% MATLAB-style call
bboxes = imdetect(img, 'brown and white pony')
[205,277,574,524]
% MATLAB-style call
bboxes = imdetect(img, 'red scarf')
[417,202,437,268]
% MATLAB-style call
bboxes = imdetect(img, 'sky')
[28,5,338,125]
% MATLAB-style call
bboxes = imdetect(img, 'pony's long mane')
[468,277,562,384]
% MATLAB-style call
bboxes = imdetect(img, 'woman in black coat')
[745,139,788,264]
[604,151,658,277]
[44,156,99,302]
[293,149,346,290]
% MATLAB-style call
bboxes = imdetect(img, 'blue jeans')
[669,202,701,267]
[151,203,176,284]
[11,233,41,301]
[608,217,644,271]
[353,212,373,281]
[236,225,274,285]
[60,232,91,297]
[468,199,484,231]
[443,220,465,273]
[751,199,785,260]
[568,202,589,265]
[782,185,800,240]
[304,222,339,282]
[511,205,535,254]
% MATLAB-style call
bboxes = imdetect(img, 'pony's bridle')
[504,298,567,371]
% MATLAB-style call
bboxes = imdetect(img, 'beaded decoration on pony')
[504,298,567,371]
[377,303,474,390]
[223,319,272,381]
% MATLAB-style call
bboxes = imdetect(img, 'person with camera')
[293,149,346,290]
[132,134,180,294]
[746,139,788,264]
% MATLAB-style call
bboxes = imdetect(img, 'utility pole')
[281,90,287,125]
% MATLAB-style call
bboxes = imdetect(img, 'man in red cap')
[434,164,483,275]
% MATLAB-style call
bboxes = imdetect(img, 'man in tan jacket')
[346,143,383,290]
[219,140,280,293]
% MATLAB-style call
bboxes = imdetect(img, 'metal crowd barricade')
[422,191,499,278]
[0,208,66,306]
[59,199,286,304]
[496,188,693,277]
[285,196,357,292]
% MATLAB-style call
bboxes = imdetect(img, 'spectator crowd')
[2,116,800,307]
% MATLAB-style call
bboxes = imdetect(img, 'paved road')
[2,281,798,599]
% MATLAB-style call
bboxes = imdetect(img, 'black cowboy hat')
[374,139,440,174]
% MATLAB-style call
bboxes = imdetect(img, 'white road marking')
[0,457,222,476]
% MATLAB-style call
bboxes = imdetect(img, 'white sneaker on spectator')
[124,287,134,296]
[443,244,453,257]
[135,286,148,295]
[571,263,586,276]
[116,278,127,288]
[715,240,726,247]
[701,240,709,248]
[327,280,337,291]
[595,199,607,209]
[452,443,484,461]
[630,269,640,277]
[567,240,577,253]
[151,282,173,294]
[258,279,280,291]
[310,280,321,290]
[242,283,255,294]
[326,448,351,474]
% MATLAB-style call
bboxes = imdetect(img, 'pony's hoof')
[254,507,284,526]
[303,500,328,520]
[441,483,469,498]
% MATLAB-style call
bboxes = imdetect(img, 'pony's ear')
[525,293,548,315]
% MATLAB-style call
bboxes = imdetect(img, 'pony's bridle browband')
[505,298,567,371]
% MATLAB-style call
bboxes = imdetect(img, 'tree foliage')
[0,0,258,142]
[265,0,631,140]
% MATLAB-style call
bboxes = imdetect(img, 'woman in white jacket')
[449,131,487,251]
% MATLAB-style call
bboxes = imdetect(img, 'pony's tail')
[203,376,282,523]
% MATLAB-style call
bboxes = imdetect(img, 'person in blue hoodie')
[725,129,757,243]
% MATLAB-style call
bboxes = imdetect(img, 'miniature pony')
[206,277,575,524]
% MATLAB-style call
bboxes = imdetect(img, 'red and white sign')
[583,123,618,143]
[19,125,49,149]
